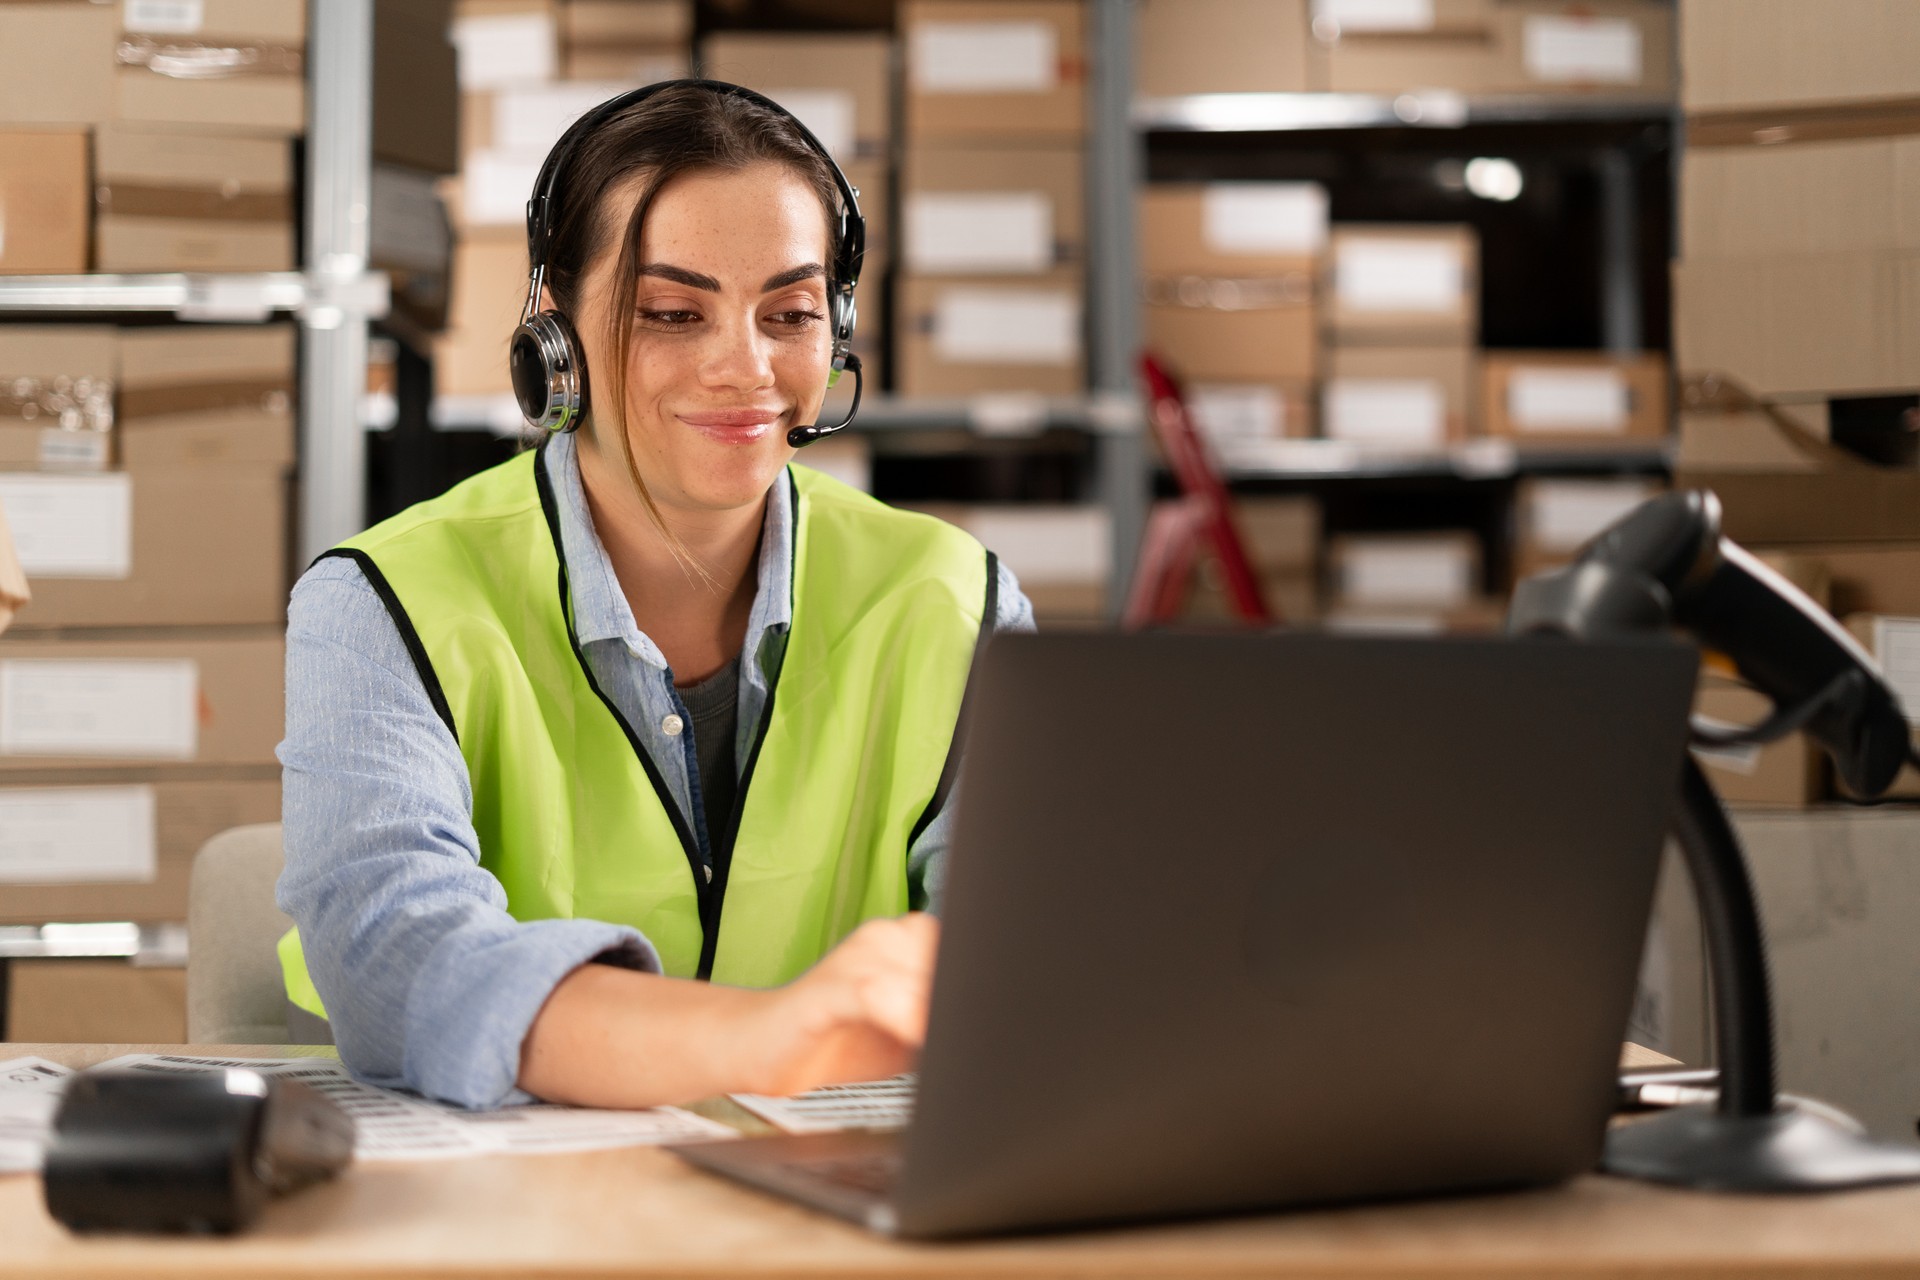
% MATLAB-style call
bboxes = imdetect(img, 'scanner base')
[1604,1100,1920,1192]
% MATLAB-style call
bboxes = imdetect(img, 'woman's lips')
[677,408,785,442]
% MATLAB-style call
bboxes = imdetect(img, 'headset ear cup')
[830,288,858,369]
[510,310,588,433]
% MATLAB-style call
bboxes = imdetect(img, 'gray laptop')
[669,631,1698,1239]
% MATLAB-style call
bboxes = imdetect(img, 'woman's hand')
[740,913,941,1096]
[518,913,940,1109]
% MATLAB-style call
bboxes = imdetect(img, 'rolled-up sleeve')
[275,557,660,1109]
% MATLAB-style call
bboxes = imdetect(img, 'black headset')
[509,79,866,448]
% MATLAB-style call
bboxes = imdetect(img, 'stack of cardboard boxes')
[1672,0,1920,806]
[1135,0,1674,101]
[437,0,693,402]
[0,0,317,1039]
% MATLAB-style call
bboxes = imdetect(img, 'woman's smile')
[677,405,786,444]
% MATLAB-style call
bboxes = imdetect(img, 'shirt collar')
[542,431,794,676]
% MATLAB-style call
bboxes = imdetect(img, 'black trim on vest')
[696,467,800,981]
[316,548,460,746]
[530,439,712,953]
[907,549,998,851]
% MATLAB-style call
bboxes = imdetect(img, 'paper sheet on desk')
[83,1055,737,1161]
[732,1074,916,1134]
[0,1057,74,1173]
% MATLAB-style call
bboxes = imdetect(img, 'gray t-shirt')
[678,657,740,853]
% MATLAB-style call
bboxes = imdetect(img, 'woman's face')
[577,161,833,518]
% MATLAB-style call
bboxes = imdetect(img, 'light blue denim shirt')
[276,431,1034,1109]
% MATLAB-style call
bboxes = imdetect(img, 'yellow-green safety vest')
[279,442,992,1018]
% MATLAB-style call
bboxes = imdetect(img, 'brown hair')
[542,83,843,578]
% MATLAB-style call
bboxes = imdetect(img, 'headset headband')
[523,78,865,291]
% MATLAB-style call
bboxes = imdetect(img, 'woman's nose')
[697,313,776,390]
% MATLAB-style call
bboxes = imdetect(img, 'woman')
[275,83,1032,1110]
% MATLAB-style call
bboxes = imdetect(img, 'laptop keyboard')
[783,1151,903,1197]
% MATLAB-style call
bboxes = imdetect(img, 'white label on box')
[1340,541,1473,606]
[964,508,1110,585]
[1508,368,1631,433]
[37,431,110,472]
[765,89,856,161]
[451,13,557,90]
[1190,385,1285,443]
[1875,618,1920,728]
[1522,16,1642,84]
[0,473,132,579]
[906,193,1053,274]
[1324,379,1447,446]
[0,660,198,760]
[1335,240,1463,313]
[123,0,204,35]
[1527,480,1652,552]
[1202,184,1328,256]
[912,22,1057,93]
[464,150,547,227]
[0,787,157,885]
[934,289,1080,365]
[493,82,632,155]
[1312,0,1436,34]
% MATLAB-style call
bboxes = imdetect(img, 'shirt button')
[662,714,684,737]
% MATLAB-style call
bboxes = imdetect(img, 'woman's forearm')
[517,962,770,1108]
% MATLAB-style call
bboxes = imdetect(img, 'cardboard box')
[0,629,283,770]
[1324,225,1478,345]
[1785,546,1920,617]
[1327,531,1480,608]
[1513,477,1662,578]
[94,125,294,273]
[1843,614,1920,798]
[0,328,116,474]
[452,0,558,89]
[0,131,89,274]
[1681,0,1920,115]
[1187,381,1317,445]
[1693,677,1827,807]
[1675,392,1920,545]
[1139,183,1328,278]
[1480,351,1669,445]
[7,959,186,1043]
[1143,273,1316,383]
[1309,30,1501,95]
[375,1,460,174]
[903,0,1085,142]
[1230,495,1320,574]
[118,326,297,472]
[435,229,529,397]
[1310,0,1495,37]
[115,0,307,135]
[1488,1,1673,98]
[1673,250,1920,400]
[562,0,690,44]
[561,45,688,82]
[0,2,115,125]
[1682,125,1920,261]
[699,32,891,164]
[0,470,290,629]
[896,272,1085,395]
[1137,0,1309,97]
[905,145,1083,276]
[0,773,281,925]
[1323,343,1474,446]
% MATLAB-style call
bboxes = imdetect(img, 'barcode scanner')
[43,1066,354,1235]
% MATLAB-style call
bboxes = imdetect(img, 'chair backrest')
[186,822,292,1045]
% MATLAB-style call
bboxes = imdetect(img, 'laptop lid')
[892,631,1697,1238]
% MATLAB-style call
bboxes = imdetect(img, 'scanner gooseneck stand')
[1509,490,1920,1191]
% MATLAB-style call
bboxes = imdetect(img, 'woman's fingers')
[757,913,942,1094]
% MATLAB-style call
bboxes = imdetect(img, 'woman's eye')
[769,309,825,328]
[637,308,699,327]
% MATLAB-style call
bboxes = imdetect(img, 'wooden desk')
[6,1043,1920,1279]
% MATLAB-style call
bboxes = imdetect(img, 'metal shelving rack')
[0,3,386,1005]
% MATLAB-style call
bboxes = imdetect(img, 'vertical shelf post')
[301,0,377,562]
[1088,0,1148,617]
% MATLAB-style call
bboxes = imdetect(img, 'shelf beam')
[1134,91,1674,133]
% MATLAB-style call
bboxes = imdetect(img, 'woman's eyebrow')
[762,263,825,292]
[639,263,721,291]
